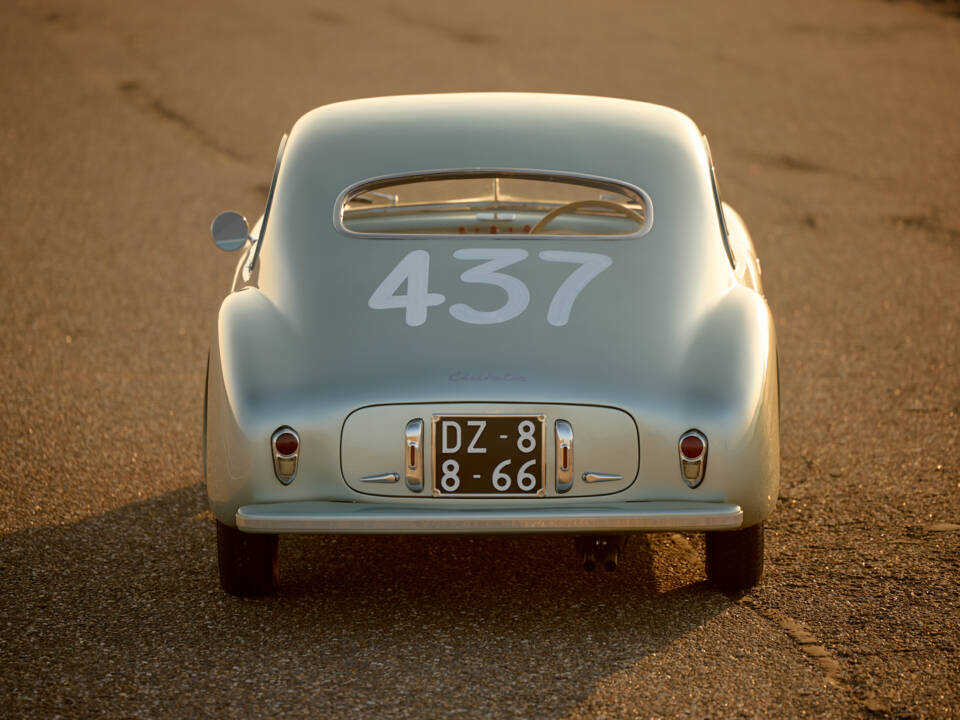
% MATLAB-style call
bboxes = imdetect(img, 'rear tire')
[216,520,279,596]
[705,522,764,591]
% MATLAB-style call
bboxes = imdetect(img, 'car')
[204,93,779,596]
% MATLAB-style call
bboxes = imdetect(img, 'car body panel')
[724,202,764,295]
[341,403,640,498]
[204,93,779,533]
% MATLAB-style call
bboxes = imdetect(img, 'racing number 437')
[368,248,613,327]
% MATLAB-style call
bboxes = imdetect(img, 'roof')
[282,93,706,191]
[267,94,719,250]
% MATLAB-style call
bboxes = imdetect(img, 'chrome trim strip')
[555,419,573,494]
[702,135,736,268]
[583,472,621,483]
[343,199,645,221]
[404,419,424,492]
[360,472,400,484]
[332,168,654,241]
[236,501,743,534]
[246,133,288,280]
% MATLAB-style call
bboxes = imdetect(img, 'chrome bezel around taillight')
[678,429,707,488]
[271,426,300,485]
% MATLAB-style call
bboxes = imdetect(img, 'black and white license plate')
[432,415,545,496]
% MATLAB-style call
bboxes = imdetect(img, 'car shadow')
[1,484,735,718]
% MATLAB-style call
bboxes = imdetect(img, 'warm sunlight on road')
[1,0,958,717]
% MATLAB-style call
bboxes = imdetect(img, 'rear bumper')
[235,500,743,534]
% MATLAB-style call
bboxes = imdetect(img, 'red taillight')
[274,432,299,456]
[272,427,300,485]
[679,430,707,488]
[680,434,704,460]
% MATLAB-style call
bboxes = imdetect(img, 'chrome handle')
[583,472,621,483]
[361,472,399,484]
[405,419,424,492]
[555,420,573,493]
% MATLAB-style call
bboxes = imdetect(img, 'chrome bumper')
[235,501,743,534]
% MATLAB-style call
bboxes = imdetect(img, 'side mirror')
[211,211,249,252]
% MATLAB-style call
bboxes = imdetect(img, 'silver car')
[205,93,779,596]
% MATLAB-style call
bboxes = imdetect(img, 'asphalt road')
[2,0,959,717]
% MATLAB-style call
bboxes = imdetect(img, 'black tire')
[705,522,764,591]
[216,520,279,597]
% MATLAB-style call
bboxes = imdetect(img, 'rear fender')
[680,286,779,525]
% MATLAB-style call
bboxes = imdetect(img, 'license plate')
[432,415,545,496]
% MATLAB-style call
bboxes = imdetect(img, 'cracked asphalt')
[1,0,958,717]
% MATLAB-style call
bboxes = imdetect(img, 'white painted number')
[517,420,537,453]
[369,249,612,327]
[517,459,537,491]
[367,249,445,327]
[538,251,613,327]
[492,459,512,492]
[491,457,538,492]
[440,459,460,492]
[449,249,530,325]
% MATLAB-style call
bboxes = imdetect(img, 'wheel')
[216,519,279,596]
[705,522,764,591]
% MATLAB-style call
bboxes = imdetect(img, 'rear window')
[338,171,651,237]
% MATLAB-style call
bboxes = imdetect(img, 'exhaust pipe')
[582,548,598,572]
[575,536,598,571]
[600,539,619,571]
[576,535,626,572]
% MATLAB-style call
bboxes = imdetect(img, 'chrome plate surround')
[431,414,546,497]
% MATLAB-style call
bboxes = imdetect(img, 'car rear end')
[204,94,778,595]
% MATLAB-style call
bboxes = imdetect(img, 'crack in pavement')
[117,80,249,164]
[386,6,499,46]
[739,596,844,685]
[666,534,891,715]
[738,596,890,715]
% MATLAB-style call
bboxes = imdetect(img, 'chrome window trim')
[246,133,288,279]
[339,199,646,220]
[702,136,735,268]
[332,168,654,240]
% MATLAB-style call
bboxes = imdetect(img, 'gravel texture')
[1,0,958,717]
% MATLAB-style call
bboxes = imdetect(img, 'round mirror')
[211,211,249,252]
